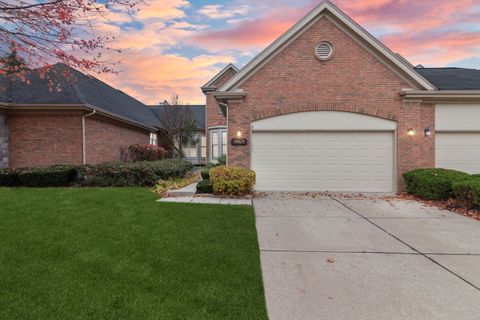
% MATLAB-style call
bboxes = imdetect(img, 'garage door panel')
[436,133,480,174]
[252,131,394,192]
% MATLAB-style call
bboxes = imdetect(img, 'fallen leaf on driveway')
[327,258,335,263]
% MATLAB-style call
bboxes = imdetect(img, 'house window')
[211,130,219,159]
[150,133,158,145]
[210,128,227,160]
[184,143,197,158]
[178,133,206,163]
[201,135,206,158]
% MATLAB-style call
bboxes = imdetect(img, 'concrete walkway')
[158,196,252,205]
[254,193,480,320]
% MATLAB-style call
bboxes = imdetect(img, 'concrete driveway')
[253,194,480,320]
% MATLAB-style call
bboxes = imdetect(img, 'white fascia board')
[219,0,436,92]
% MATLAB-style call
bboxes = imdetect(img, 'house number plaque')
[231,138,248,146]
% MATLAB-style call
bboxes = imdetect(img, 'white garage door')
[251,131,394,193]
[436,133,480,174]
[435,104,480,174]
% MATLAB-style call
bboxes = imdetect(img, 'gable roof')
[0,63,159,130]
[218,0,436,92]
[414,67,480,90]
[150,105,206,130]
[201,63,239,92]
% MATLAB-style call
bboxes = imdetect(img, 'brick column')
[0,113,8,168]
[227,100,250,168]
[397,101,435,190]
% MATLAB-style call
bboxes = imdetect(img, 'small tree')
[0,48,29,75]
[157,95,198,158]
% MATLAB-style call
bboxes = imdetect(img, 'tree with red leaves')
[0,0,144,76]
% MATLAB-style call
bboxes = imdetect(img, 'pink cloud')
[192,6,307,50]
[99,53,235,105]
[191,0,480,67]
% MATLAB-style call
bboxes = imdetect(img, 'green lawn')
[0,188,267,320]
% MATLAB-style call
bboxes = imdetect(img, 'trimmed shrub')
[129,144,164,162]
[196,179,213,194]
[200,168,210,180]
[18,165,77,187]
[209,166,255,197]
[453,179,480,209]
[217,155,227,166]
[403,168,470,200]
[0,165,77,187]
[80,159,193,187]
[0,168,23,186]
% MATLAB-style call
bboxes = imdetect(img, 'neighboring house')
[0,63,160,168]
[150,105,206,164]
[203,0,480,193]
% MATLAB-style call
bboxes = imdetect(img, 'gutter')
[217,101,229,167]
[82,109,96,164]
[401,89,480,103]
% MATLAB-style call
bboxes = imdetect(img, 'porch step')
[166,182,197,197]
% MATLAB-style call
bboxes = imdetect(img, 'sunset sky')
[99,0,480,105]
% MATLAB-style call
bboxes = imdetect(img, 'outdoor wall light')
[424,128,432,137]
[236,131,242,138]
[407,128,415,137]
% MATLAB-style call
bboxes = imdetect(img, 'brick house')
[203,0,480,193]
[0,63,162,168]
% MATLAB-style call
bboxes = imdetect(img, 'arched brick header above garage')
[250,103,397,123]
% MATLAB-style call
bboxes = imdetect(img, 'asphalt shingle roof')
[0,63,159,130]
[150,105,206,130]
[415,67,480,90]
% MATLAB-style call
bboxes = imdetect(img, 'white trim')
[202,64,239,90]
[218,0,435,92]
[208,125,227,130]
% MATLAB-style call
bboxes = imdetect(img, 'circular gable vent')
[315,42,333,61]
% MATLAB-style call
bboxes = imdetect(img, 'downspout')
[217,101,229,166]
[82,109,96,164]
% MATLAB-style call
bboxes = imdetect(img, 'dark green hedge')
[196,179,213,194]
[0,160,193,188]
[453,179,480,209]
[78,160,193,187]
[403,168,471,200]
[0,165,77,187]
[200,168,210,180]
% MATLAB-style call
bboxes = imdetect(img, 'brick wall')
[8,112,150,168]
[9,113,83,167]
[224,17,435,191]
[85,116,149,164]
[0,113,8,168]
[205,68,237,160]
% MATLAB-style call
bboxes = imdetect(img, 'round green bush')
[403,168,471,200]
[453,179,480,209]
[200,169,210,180]
[209,166,256,197]
[196,180,213,194]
